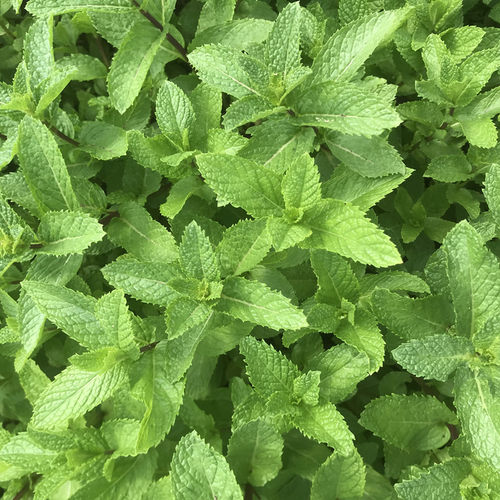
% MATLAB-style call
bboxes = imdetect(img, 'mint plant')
[1,0,500,498]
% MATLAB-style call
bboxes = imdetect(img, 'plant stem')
[131,0,189,62]
[43,121,80,147]
[0,20,16,40]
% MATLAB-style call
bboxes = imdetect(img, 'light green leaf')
[179,221,220,282]
[156,80,195,151]
[267,2,301,78]
[393,334,474,381]
[267,217,312,253]
[165,298,212,340]
[293,82,401,136]
[217,219,272,277]
[222,95,275,131]
[106,202,178,263]
[79,121,128,160]
[227,419,283,487]
[196,153,284,217]
[454,366,500,471]
[18,116,79,213]
[311,8,408,84]
[31,350,127,431]
[442,221,500,338]
[282,154,321,211]
[359,394,457,451]
[307,344,370,404]
[95,289,137,354]
[302,199,401,267]
[37,211,104,255]
[171,431,243,500]
[484,163,500,228]
[371,289,455,340]
[294,403,354,456]
[425,154,473,183]
[311,449,365,500]
[218,277,308,330]
[239,336,300,399]
[130,342,185,452]
[310,250,359,307]
[326,134,406,178]
[324,164,410,211]
[24,16,53,88]
[196,0,235,32]
[189,44,268,98]
[21,281,106,350]
[27,0,134,16]
[102,255,181,306]
[394,459,471,500]
[108,18,163,114]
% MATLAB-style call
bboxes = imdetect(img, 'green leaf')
[454,366,500,471]
[196,153,284,217]
[165,298,212,340]
[310,250,359,307]
[484,163,500,228]
[424,154,473,183]
[311,449,365,500]
[371,289,455,340]
[359,394,457,451]
[239,336,300,400]
[267,2,301,78]
[31,349,127,431]
[79,121,128,160]
[95,289,137,354]
[130,342,185,452]
[189,44,268,98]
[217,219,272,277]
[282,154,321,211]
[294,403,354,456]
[24,16,53,88]
[442,221,500,338]
[392,334,474,381]
[239,119,316,176]
[326,134,406,178]
[394,459,471,500]
[171,431,243,500]
[156,80,195,151]
[310,8,408,84]
[302,199,401,267]
[222,95,275,131]
[107,18,164,114]
[267,217,312,252]
[293,82,401,136]
[217,277,308,330]
[27,0,134,16]
[179,221,220,281]
[102,255,180,306]
[37,211,104,255]
[18,116,79,213]
[21,281,107,350]
[106,202,178,263]
[307,344,370,404]
[227,419,283,487]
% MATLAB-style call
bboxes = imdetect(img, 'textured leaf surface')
[18,117,79,213]
[294,83,401,136]
[311,9,408,84]
[392,334,474,381]
[311,449,365,500]
[218,277,308,330]
[27,0,133,15]
[196,153,284,217]
[106,202,178,263]
[31,353,127,430]
[21,281,105,349]
[442,221,500,338]
[37,211,104,255]
[303,199,401,267]
[454,366,500,471]
[171,431,243,500]
[217,219,272,276]
[359,394,456,451]
[227,419,283,487]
